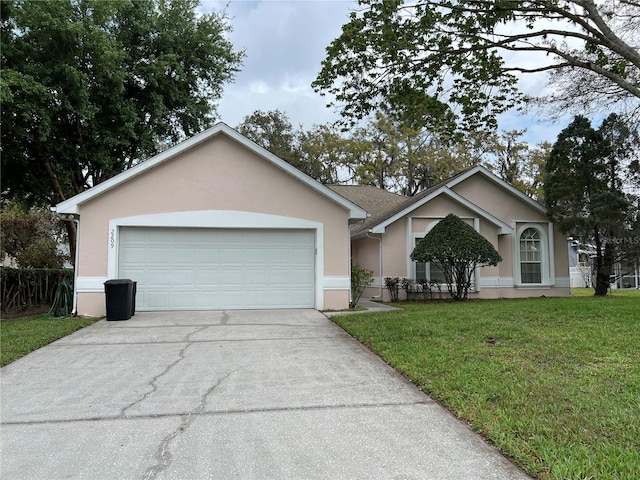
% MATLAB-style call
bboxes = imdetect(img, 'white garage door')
[118,227,315,310]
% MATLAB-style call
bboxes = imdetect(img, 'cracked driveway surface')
[1,310,529,479]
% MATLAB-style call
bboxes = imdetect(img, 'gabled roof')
[369,186,513,235]
[330,166,542,237]
[446,165,546,214]
[55,123,368,220]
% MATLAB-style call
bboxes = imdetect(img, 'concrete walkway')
[324,299,401,317]
[1,310,529,479]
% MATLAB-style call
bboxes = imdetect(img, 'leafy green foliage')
[1,0,243,206]
[1,201,68,268]
[1,268,74,313]
[411,214,501,300]
[236,111,546,200]
[545,114,635,295]
[237,110,351,184]
[313,0,640,131]
[384,277,401,302]
[350,263,374,308]
[237,110,299,166]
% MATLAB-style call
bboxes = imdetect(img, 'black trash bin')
[104,279,134,321]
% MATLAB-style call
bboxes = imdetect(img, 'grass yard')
[0,315,98,367]
[334,291,640,480]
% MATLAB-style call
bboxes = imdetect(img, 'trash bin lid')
[104,279,133,285]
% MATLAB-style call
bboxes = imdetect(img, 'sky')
[201,0,570,145]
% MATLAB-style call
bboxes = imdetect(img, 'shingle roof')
[327,185,408,235]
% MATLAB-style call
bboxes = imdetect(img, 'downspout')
[348,223,353,306]
[367,231,383,299]
[57,213,80,316]
[70,216,80,316]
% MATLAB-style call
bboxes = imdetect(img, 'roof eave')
[366,187,514,235]
[446,165,547,214]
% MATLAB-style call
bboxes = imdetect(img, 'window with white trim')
[414,238,446,283]
[520,228,542,283]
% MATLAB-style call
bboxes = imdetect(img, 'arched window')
[520,228,542,283]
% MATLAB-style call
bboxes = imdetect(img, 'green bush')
[384,276,401,302]
[351,263,374,308]
[411,213,501,300]
[1,201,69,268]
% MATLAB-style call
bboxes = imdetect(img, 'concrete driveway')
[1,310,529,479]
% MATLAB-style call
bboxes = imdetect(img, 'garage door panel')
[146,292,170,309]
[193,270,217,285]
[172,292,196,309]
[119,227,315,310]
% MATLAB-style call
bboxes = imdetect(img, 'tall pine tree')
[545,115,632,296]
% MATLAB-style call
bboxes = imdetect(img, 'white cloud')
[247,81,271,95]
[202,0,573,142]
[201,0,355,128]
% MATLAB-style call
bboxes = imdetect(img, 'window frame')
[515,224,550,287]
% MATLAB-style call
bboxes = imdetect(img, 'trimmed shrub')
[411,214,502,300]
[384,276,401,302]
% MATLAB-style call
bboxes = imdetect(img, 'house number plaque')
[110,229,116,249]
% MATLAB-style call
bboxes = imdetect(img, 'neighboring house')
[568,239,640,289]
[330,166,571,300]
[568,239,594,288]
[55,123,367,316]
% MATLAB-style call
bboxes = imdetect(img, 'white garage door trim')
[107,211,325,309]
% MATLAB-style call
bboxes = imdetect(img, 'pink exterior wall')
[450,174,548,223]
[351,236,384,300]
[75,134,353,315]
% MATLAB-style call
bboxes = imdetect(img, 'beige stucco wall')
[450,174,548,223]
[75,134,353,315]
[351,236,384,300]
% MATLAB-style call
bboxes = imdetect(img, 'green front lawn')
[333,292,640,479]
[0,315,98,367]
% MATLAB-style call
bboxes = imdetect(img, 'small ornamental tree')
[350,263,374,308]
[411,214,502,301]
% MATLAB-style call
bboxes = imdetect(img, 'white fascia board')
[369,187,514,235]
[55,125,225,214]
[445,165,547,214]
[55,123,367,220]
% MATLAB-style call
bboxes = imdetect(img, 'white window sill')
[515,284,552,289]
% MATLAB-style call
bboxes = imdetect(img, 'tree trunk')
[594,271,610,296]
[594,240,615,296]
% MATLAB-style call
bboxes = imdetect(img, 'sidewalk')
[324,298,401,317]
